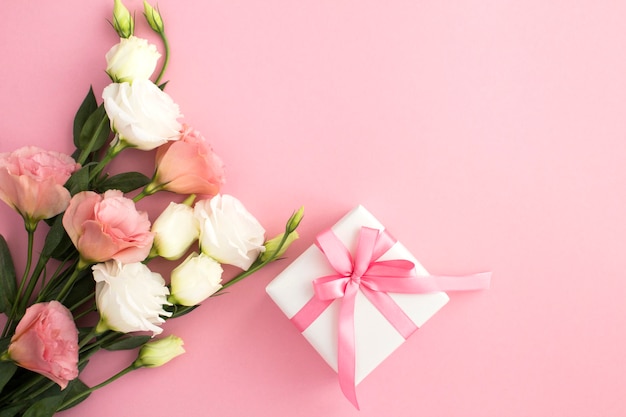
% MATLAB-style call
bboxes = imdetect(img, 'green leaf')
[165,304,199,319]
[41,268,89,303]
[103,335,150,351]
[97,172,151,193]
[0,235,17,314]
[73,87,98,148]
[0,404,24,417]
[0,361,17,393]
[0,337,9,352]
[64,165,91,196]
[61,274,94,310]
[57,379,91,411]
[40,215,75,261]
[77,105,110,153]
[22,394,63,417]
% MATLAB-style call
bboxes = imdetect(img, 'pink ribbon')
[290,227,491,410]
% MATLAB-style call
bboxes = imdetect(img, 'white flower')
[106,36,161,83]
[151,202,199,260]
[194,195,265,270]
[169,252,223,306]
[102,79,182,151]
[93,260,172,335]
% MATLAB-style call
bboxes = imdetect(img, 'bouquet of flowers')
[0,2,302,416]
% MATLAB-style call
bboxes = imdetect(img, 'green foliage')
[77,105,110,154]
[0,236,17,314]
[73,88,111,161]
[97,172,151,193]
[73,87,98,148]
[40,216,74,261]
[165,304,199,319]
[0,362,18,394]
[0,404,23,417]
[103,335,151,351]
[64,165,91,196]
[22,395,64,417]
[56,379,91,411]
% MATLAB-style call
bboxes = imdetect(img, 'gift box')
[267,205,491,408]
[265,205,451,406]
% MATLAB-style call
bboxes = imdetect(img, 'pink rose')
[152,125,225,196]
[0,146,79,223]
[7,301,79,390]
[62,190,154,264]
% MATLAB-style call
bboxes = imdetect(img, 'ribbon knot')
[290,226,491,410]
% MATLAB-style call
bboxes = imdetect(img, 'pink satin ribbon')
[290,227,491,410]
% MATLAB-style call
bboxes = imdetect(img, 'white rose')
[105,36,161,83]
[102,79,182,151]
[93,260,172,335]
[194,194,266,270]
[151,202,199,260]
[169,252,223,306]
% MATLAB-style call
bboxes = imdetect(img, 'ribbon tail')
[427,272,492,292]
[337,281,360,410]
[361,288,418,339]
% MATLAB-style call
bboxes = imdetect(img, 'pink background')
[2,1,625,416]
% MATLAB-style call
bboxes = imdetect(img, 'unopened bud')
[112,0,134,38]
[143,1,165,34]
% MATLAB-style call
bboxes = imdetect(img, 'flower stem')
[89,137,126,182]
[54,261,89,303]
[78,327,99,349]
[57,364,136,411]
[0,374,50,405]
[2,225,36,337]
[154,31,170,86]
[17,256,49,316]
[217,231,292,294]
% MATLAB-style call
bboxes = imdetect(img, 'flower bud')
[112,0,134,38]
[286,206,305,234]
[134,335,185,368]
[169,252,223,306]
[259,231,299,263]
[151,202,199,260]
[143,1,164,34]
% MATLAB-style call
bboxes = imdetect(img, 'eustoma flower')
[92,260,171,335]
[151,201,199,260]
[4,301,79,389]
[105,36,161,83]
[146,125,225,196]
[169,252,223,306]
[62,190,153,264]
[102,79,182,151]
[194,195,266,270]
[0,146,79,227]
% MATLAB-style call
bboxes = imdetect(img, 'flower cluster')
[0,2,302,416]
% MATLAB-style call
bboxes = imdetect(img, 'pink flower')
[152,125,225,196]
[62,190,154,264]
[7,301,79,390]
[0,146,79,223]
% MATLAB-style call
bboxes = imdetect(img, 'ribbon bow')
[291,227,491,409]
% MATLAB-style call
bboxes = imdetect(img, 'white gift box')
[266,205,449,386]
